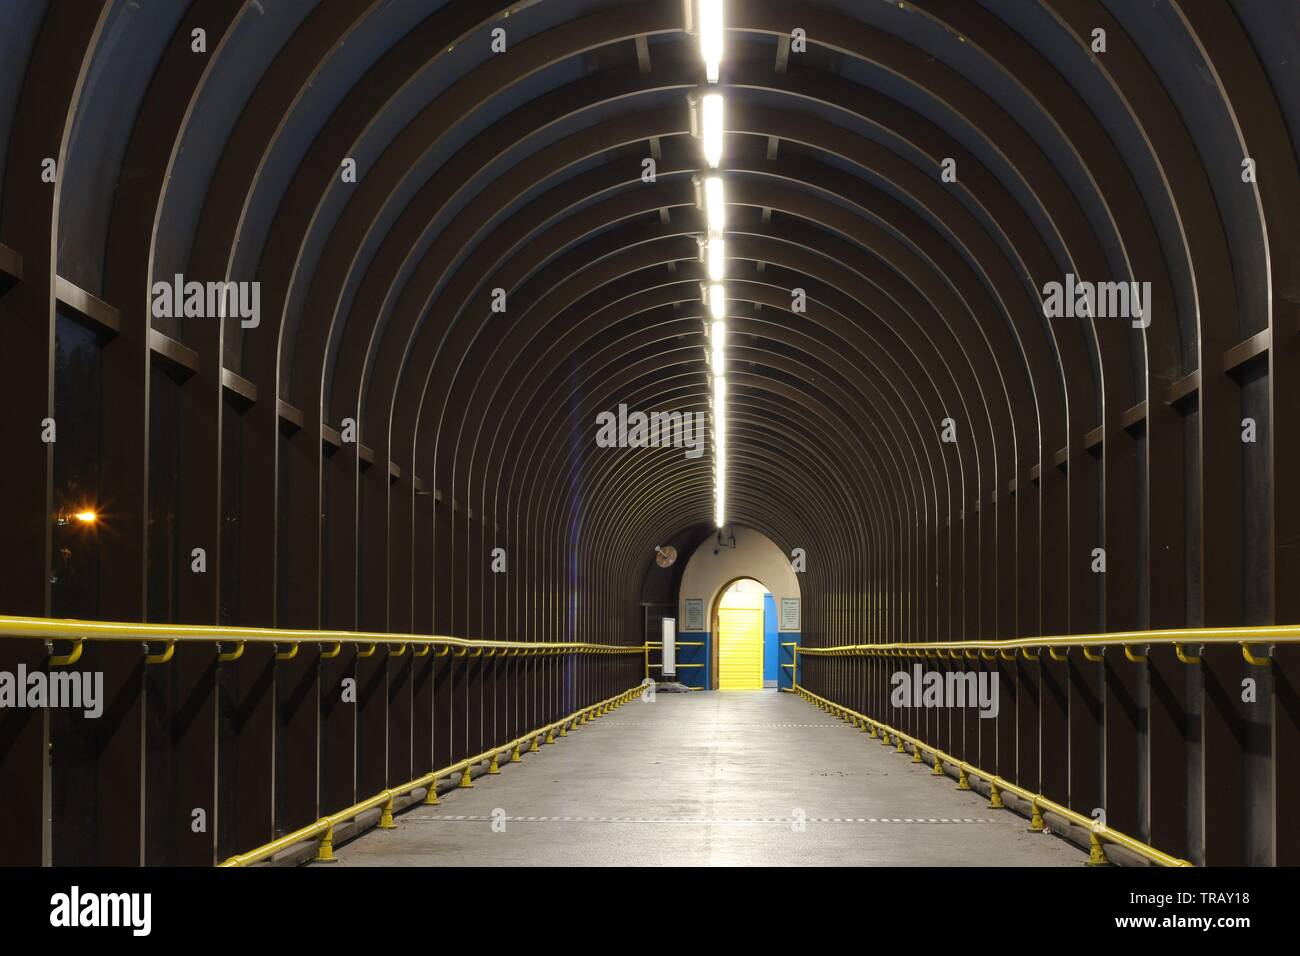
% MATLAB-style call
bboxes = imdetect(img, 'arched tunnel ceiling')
[4,0,1299,646]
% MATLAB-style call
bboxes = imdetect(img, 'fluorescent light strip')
[701,92,724,168]
[706,236,725,281]
[694,1,726,525]
[699,0,724,83]
[713,373,726,526]
[708,283,726,320]
[704,176,726,232]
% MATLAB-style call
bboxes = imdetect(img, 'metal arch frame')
[470,277,904,650]
[379,140,1055,642]
[361,162,998,658]
[0,0,112,871]
[286,4,688,650]
[94,0,252,869]
[348,5,1180,816]
[335,87,1013,650]
[549,361,885,608]
[0,0,1128,853]
[465,243,915,546]
[356,3,1289,863]
[506,283,925,588]
[410,184,987,660]
[276,7,1258,858]
[2,0,1297,867]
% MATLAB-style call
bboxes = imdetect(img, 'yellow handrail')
[795,624,1300,656]
[792,683,1192,868]
[0,614,644,657]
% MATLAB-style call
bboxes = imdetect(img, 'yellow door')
[717,607,764,690]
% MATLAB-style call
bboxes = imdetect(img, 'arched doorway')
[640,525,800,689]
[714,578,770,690]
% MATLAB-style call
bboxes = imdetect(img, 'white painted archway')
[674,526,802,689]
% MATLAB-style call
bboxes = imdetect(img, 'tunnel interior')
[0,0,1298,870]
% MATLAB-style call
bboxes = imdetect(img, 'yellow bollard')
[932,756,944,776]
[869,725,879,738]
[1086,830,1110,866]
[529,735,540,753]
[989,782,1005,809]
[895,736,905,753]
[379,796,397,829]
[559,722,568,738]
[510,745,522,764]
[912,746,924,763]
[956,767,971,790]
[545,728,556,744]
[488,753,501,774]
[1027,799,1045,832]
[315,824,337,863]
[424,783,440,806]
[459,766,474,788]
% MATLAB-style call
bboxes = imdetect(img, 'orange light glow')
[74,511,97,524]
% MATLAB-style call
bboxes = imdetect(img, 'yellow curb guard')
[792,683,1192,868]
[219,682,648,867]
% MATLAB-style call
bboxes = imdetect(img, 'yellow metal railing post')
[144,640,175,664]
[378,795,397,829]
[1028,799,1045,832]
[48,638,84,667]
[1086,829,1110,866]
[315,823,337,863]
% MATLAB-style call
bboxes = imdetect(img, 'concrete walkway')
[334,690,1083,866]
